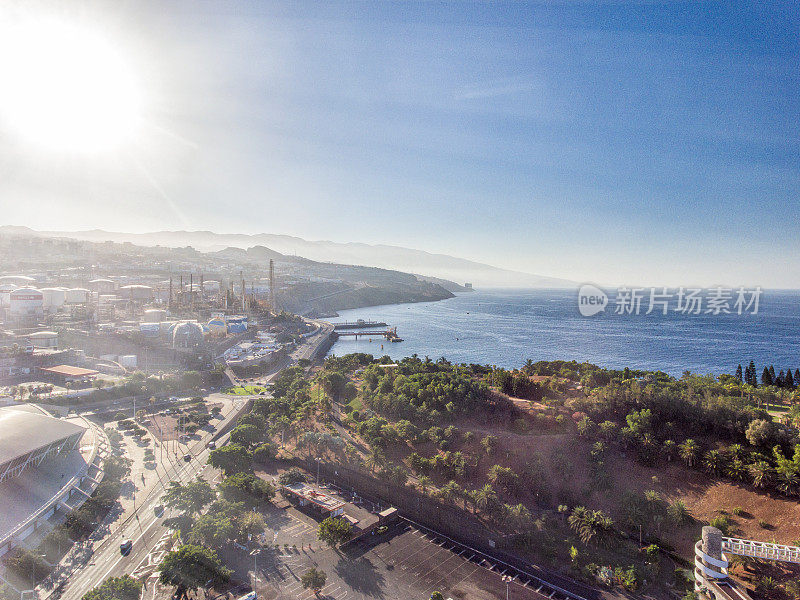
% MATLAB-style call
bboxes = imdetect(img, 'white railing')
[0,418,105,551]
[723,537,800,563]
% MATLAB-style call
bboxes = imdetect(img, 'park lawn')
[225,385,266,395]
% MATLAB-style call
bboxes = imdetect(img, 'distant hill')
[6,227,576,288]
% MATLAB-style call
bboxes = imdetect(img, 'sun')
[0,17,142,153]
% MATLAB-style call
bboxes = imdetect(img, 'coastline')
[323,288,800,377]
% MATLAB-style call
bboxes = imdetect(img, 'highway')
[51,326,334,600]
[55,408,235,600]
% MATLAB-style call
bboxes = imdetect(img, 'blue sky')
[2,1,798,286]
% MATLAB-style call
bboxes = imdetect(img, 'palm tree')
[568,506,613,546]
[440,480,461,505]
[662,439,677,462]
[474,483,497,513]
[679,439,700,467]
[417,475,432,495]
[748,460,772,489]
[704,450,725,476]
[775,471,798,496]
[728,444,746,462]
[726,459,748,481]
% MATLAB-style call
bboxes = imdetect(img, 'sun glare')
[0,17,142,153]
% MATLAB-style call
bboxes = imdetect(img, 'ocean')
[325,288,800,377]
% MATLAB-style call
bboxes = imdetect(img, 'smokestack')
[189,273,193,309]
[240,271,245,311]
[169,277,173,309]
[269,259,275,311]
[179,275,183,306]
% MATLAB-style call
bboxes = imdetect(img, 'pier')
[333,320,388,330]
[333,326,402,342]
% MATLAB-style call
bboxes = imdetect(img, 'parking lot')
[249,519,563,600]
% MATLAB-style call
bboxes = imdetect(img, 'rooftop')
[0,407,86,466]
[281,481,346,512]
[40,365,99,377]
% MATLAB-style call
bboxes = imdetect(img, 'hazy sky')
[1,1,798,287]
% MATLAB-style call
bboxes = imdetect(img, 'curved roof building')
[172,321,205,350]
[0,407,86,484]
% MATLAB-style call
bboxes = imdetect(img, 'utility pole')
[502,575,512,600]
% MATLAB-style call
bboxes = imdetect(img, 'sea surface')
[325,288,800,377]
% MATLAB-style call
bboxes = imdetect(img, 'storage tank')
[65,288,90,304]
[226,316,248,334]
[143,308,168,323]
[27,330,58,349]
[0,275,36,286]
[207,317,227,336]
[40,287,67,311]
[88,278,116,293]
[172,321,205,350]
[0,283,17,307]
[118,355,138,368]
[203,280,221,293]
[9,287,44,318]
[120,285,154,300]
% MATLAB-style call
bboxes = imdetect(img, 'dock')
[333,320,388,330]
[333,326,402,342]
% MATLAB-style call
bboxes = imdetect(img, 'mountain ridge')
[2,226,576,288]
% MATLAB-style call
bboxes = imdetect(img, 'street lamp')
[249,549,259,600]
[501,575,512,600]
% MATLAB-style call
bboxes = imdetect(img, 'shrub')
[709,516,731,535]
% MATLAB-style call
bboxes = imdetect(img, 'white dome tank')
[9,287,44,317]
[40,287,67,310]
[65,288,90,304]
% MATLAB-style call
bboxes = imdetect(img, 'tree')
[277,467,306,485]
[218,473,274,506]
[230,424,263,448]
[162,479,215,515]
[317,516,352,548]
[430,593,445,600]
[208,444,251,475]
[748,460,772,489]
[188,513,235,547]
[568,506,613,545]
[487,464,520,496]
[679,439,700,467]
[159,545,231,599]
[735,364,743,382]
[82,576,142,600]
[417,475,432,494]
[252,442,277,463]
[762,367,773,386]
[704,450,725,476]
[235,511,266,543]
[745,419,773,447]
[300,568,327,595]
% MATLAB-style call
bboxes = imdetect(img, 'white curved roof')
[0,408,85,466]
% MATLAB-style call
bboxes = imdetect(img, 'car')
[120,539,132,555]
[169,396,178,401]
[154,504,164,517]
[183,453,192,462]
[207,441,216,449]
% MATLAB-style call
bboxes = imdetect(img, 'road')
[55,406,239,600]
[53,328,334,600]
